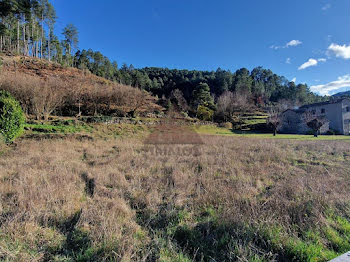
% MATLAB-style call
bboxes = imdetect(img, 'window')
[321,108,326,114]
[347,106,350,112]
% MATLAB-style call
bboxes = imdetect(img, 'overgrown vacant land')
[1,128,350,261]
[1,1,350,261]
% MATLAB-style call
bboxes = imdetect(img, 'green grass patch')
[195,125,350,141]
[260,225,339,262]
[0,227,65,261]
[24,120,92,134]
[241,118,267,125]
[159,248,192,262]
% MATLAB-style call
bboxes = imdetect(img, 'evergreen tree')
[62,23,78,65]
[192,82,215,110]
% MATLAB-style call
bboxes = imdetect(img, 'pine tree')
[192,82,215,110]
[62,23,78,65]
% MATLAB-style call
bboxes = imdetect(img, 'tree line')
[73,51,327,119]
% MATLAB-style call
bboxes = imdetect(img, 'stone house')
[279,98,350,135]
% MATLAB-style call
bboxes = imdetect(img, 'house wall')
[319,121,330,134]
[280,99,350,135]
[299,113,329,134]
[342,100,350,135]
[280,109,330,135]
[305,102,343,134]
[279,110,303,134]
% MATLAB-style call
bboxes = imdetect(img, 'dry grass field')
[1,126,350,261]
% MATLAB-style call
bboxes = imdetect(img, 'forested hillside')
[0,0,327,122]
[73,53,328,122]
[333,90,350,97]
[73,49,326,106]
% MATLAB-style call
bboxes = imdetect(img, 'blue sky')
[51,0,350,96]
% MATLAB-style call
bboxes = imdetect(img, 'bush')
[0,91,25,142]
[197,105,214,121]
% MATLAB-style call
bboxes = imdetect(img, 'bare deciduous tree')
[216,90,251,124]
[0,72,65,120]
[304,112,328,137]
[0,71,162,119]
[267,109,282,136]
[33,78,66,120]
[304,111,329,137]
[126,89,161,117]
[216,91,235,122]
[170,89,189,113]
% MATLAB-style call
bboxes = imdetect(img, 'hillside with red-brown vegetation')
[0,55,163,120]
[1,54,109,84]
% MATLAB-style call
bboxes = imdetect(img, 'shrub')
[0,91,25,142]
[197,105,214,121]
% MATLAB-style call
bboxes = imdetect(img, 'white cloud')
[338,75,350,81]
[328,43,350,59]
[270,40,302,50]
[286,58,291,64]
[311,75,350,96]
[297,58,327,70]
[286,40,302,47]
[322,4,331,11]
[292,77,296,82]
[298,58,318,70]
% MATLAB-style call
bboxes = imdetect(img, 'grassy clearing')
[195,125,350,141]
[22,119,150,142]
[24,118,350,142]
[0,129,350,261]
